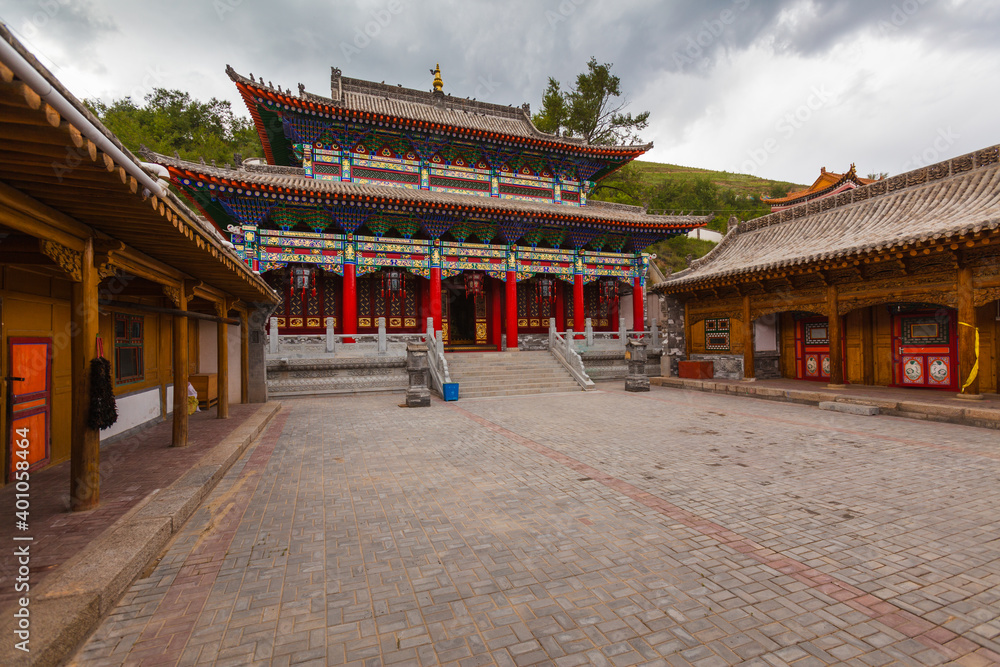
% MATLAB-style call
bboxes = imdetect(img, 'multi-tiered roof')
[148,65,709,251]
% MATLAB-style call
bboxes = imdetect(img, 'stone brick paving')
[72,384,1000,666]
[0,404,260,609]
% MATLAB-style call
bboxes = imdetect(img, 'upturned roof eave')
[149,151,710,235]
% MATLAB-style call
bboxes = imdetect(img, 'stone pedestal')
[625,338,649,392]
[405,342,431,407]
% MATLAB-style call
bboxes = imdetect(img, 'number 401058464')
[15,427,30,455]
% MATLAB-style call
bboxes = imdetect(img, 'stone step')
[444,350,580,398]
[453,379,581,391]
[459,386,582,398]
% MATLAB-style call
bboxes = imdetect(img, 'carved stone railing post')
[619,317,627,348]
[548,318,556,349]
[377,317,387,355]
[406,342,431,407]
[565,328,573,354]
[626,338,649,392]
[325,317,336,354]
[585,318,594,347]
[269,317,279,354]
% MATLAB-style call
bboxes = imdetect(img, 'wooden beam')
[70,237,100,510]
[0,180,89,248]
[172,281,190,447]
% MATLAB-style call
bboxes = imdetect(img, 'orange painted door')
[7,338,51,481]
[892,310,958,391]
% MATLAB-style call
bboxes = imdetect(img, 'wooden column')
[742,293,755,380]
[573,274,584,333]
[70,237,100,511]
[632,276,644,332]
[430,265,442,333]
[240,307,249,404]
[957,264,981,398]
[216,301,230,419]
[827,284,845,387]
[505,271,518,348]
[172,282,189,447]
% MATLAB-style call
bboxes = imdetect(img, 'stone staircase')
[446,350,582,398]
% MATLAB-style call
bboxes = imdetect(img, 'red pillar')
[505,272,518,349]
[555,280,566,332]
[430,266,442,332]
[573,274,584,332]
[633,276,644,332]
[343,263,357,339]
[491,278,502,350]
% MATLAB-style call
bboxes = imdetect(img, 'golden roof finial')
[431,63,443,93]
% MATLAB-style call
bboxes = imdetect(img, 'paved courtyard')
[72,385,1000,666]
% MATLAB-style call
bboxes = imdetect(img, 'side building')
[145,65,710,353]
[0,27,279,507]
[653,146,1000,398]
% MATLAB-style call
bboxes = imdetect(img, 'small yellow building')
[0,28,278,508]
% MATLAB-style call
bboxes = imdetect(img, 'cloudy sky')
[2,0,997,184]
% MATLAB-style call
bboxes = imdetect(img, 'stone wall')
[266,356,407,397]
[755,351,782,380]
[518,334,550,351]
[583,350,662,380]
[659,295,685,377]
[690,353,744,380]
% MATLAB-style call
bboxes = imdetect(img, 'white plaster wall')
[198,320,242,405]
[687,228,724,243]
[166,384,174,415]
[621,294,633,329]
[199,320,217,372]
[101,386,160,439]
[755,315,778,351]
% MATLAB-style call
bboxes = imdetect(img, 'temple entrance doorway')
[891,307,958,391]
[443,273,490,349]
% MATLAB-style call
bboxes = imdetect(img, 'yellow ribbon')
[959,321,979,393]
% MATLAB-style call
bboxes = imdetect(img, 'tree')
[532,57,650,145]
[85,88,262,165]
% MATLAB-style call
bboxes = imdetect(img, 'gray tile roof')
[149,152,710,231]
[655,145,1000,290]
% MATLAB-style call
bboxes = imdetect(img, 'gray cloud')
[1,0,997,182]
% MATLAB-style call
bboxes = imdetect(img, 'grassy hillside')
[591,160,805,273]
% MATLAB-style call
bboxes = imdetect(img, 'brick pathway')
[0,404,260,609]
[72,385,1000,666]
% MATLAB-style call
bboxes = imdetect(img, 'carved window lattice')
[704,318,730,351]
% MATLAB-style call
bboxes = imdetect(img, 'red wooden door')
[892,310,958,390]
[795,317,831,381]
[7,338,51,481]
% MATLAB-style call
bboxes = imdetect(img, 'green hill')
[591,160,805,273]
